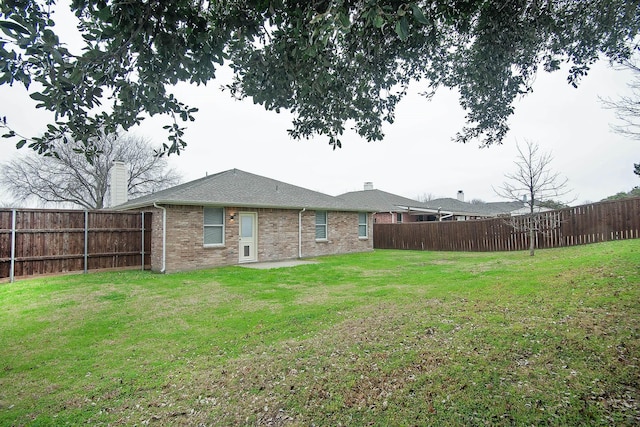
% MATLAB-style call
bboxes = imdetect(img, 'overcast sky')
[1,7,639,207]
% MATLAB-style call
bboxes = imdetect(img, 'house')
[337,183,430,223]
[410,192,548,220]
[339,186,530,222]
[402,194,525,221]
[115,169,374,273]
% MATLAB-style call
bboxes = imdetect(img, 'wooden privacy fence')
[0,209,152,282]
[373,197,640,252]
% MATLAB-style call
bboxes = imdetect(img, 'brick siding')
[300,210,372,257]
[148,205,373,273]
[373,212,422,224]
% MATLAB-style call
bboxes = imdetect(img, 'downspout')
[9,209,16,283]
[298,208,306,259]
[153,203,167,273]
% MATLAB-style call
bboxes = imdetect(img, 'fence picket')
[374,198,640,252]
[0,209,152,281]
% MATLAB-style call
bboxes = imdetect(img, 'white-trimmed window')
[315,211,327,240]
[204,207,224,246]
[358,212,368,238]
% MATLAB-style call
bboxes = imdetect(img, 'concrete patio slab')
[239,260,318,270]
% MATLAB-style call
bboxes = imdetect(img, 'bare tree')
[417,192,435,203]
[600,54,640,172]
[495,140,571,256]
[0,131,182,209]
[601,55,640,140]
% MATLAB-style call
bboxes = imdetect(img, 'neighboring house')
[337,183,430,224]
[115,169,374,273]
[340,185,533,222]
[405,195,526,221]
[412,192,549,220]
[501,203,554,217]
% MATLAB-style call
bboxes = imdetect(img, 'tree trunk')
[529,226,535,256]
[528,196,536,256]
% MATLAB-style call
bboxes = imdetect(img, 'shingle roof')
[338,189,526,217]
[484,201,530,215]
[336,189,427,212]
[115,169,371,211]
[419,198,525,216]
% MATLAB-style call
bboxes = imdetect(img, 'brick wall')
[300,210,373,258]
[255,208,299,261]
[373,212,394,224]
[161,205,238,272]
[373,211,423,224]
[149,205,373,273]
[148,206,164,272]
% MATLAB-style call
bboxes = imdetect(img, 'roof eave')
[115,199,373,212]
[396,205,494,217]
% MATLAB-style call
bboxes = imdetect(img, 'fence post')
[10,209,16,283]
[141,211,145,271]
[84,210,88,274]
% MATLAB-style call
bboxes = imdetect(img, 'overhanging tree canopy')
[1,0,639,155]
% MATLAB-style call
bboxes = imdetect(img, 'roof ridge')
[115,168,369,211]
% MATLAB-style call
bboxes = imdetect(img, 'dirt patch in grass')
[113,301,460,425]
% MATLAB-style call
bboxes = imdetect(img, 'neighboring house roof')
[505,204,554,216]
[411,198,487,217]
[115,168,373,212]
[407,199,548,217]
[338,189,528,217]
[419,198,526,217]
[336,189,428,212]
[484,201,527,215]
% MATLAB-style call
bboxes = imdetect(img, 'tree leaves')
[1,0,639,157]
[28,91,48,102]
[0,20,30,35]
[410,4,430,25]
[395,17,409,41]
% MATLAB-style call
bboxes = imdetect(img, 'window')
[358,212,368,238]
[203,207,224,246]
[315,211,327,240]
[396,212,403,223]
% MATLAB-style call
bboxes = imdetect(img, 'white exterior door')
[239,212,257,263]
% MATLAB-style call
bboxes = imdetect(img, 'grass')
[0,240,638,426]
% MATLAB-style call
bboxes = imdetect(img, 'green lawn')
[1,241,639,426]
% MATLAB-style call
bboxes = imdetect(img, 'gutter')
[396,205,486,219]
[298,208,306,258]
[153,203,167,273]
[118,199,363,212]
